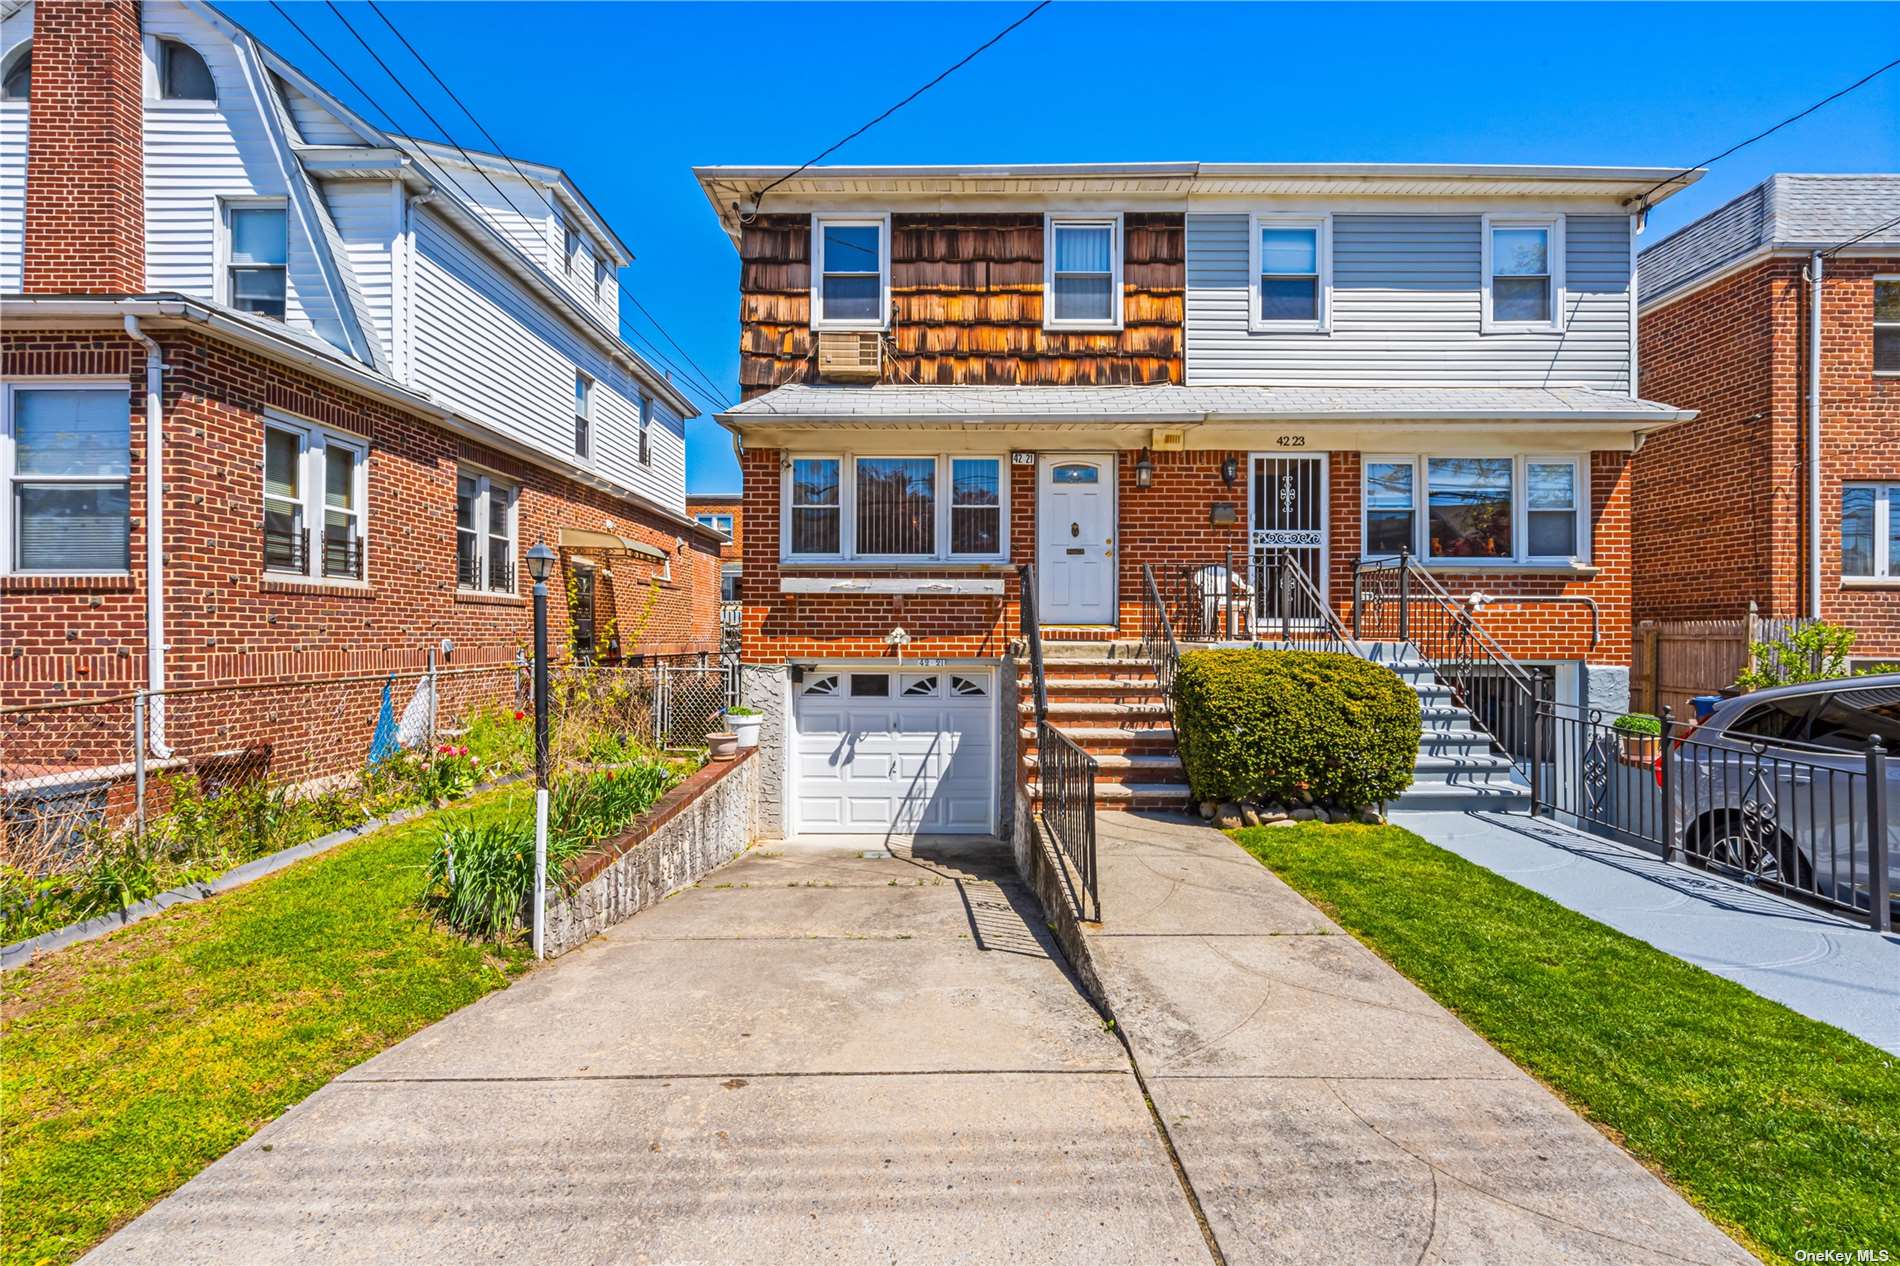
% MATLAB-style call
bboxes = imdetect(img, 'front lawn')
[1233,822,1899,1266]
[1,786,536,1266]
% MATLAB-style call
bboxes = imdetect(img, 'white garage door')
[791,668,995,835]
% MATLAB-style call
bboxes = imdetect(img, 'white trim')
[259,410,370,585]
[1841,481,1899,580]
[1359,452,1592,566]
[1042,212,1124,332]
[455,465,519,596]
[779,577,1004,596]
[573,371,593,463]
[809,212,893,332]
[217,196,289,317]
[1247,212,1333,334]
[0,378,134,578]
[1628,213,1641,398]
[780,452,1010,565]
[1481,213,1566,334]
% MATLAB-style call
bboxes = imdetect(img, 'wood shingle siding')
[736,212,1184,397]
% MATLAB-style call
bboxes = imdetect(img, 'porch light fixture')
[1221,456,1239,487]
[525,540,557,583]
[1134,451,1154,489]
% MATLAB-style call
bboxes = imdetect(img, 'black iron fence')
[1531,697,1893,931]
[1148,550,1351,652]
[1139,563,1182,704]
[1018,562,1099,920]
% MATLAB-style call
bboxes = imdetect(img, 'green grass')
[1,787,536,1266]
[1232,822,1900,1265]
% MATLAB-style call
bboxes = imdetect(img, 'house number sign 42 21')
[1275,435,1307,448]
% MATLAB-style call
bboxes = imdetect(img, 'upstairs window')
[638,393,651,466]
[157,39,215,101]
[1484,216,1564,332]
[812,215,887,329]
[1044,216,1121,329]
[456,470,517,594]
[1250,215,1330,332]
[4,385,131,574]
[226,203,287,320]
[561,215,580,275]
[2,44,29,100]
[1842,483,1898,579]
[573,373,591,459]
[595,258,611,300]
[1876,278,1899,374]
[261,417,366,582]
[695,512,734,536]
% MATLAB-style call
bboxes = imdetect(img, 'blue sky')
[225,1,1900,494]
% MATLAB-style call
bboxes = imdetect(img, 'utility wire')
[1822,210,1900,257]
[741,0,1052,222]
[1629,54,1900,212]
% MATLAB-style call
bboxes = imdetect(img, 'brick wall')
[22,0,144,294]
[1636,254,1900,656]
[685,493,742,561]
[2,327,721,708]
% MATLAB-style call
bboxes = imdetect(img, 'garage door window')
[850,673,890,697]
[951,675,988,697]
[801,673,839,696]
[901,674,939,697]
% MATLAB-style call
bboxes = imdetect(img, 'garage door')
[791,668,995,835]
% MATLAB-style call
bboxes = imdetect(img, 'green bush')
[1612,712,1661,737]
[1173,649,1420,808]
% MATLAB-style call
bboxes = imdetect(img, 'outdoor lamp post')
[525,540,557,958]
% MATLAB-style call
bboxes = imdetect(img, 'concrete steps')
[1368,645,1531,813]
[1022,641,1180,812]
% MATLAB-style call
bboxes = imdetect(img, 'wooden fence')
[1631,604,1813,720]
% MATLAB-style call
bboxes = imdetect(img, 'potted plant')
[724,705,763,749]
[707,731,738,761]
[1611,713,1661,765]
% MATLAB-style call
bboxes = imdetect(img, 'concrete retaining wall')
[542,748,757,957]
[1009,775,1110,1010]
[738,664,788,838]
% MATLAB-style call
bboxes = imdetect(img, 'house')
[695,161,1702,838]
[687,492,743,602]
[1633,174,1900,666]
[0,0,724,735]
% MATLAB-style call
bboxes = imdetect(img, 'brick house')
[0,0,724,740]
[687,492,743,601]
[694,162,1702,838]
[1633,174,1900,664]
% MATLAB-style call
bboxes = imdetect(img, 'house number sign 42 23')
[1275,435,1307,448]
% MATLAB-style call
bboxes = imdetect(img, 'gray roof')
[1639,174,1900,305]
[721,384,1688,425]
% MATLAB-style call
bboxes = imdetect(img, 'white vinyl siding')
[327,181,400,368]
[1185,213,1632,389]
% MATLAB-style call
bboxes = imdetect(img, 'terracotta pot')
[707,732,739,761]
[1617,733,1659,766]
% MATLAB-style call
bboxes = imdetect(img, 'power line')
[741,0,1052,223]
[1630,54,1900,212]
[1823,210,1900,257]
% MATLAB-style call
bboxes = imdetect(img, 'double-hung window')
[1842,483,1899,579]
[595,258,611,302]
[637,393,651,466]
[1363,455,1588,564]
[1363,460,1415,557]
[261,417,366,581]
[784,454,1007,562]
[1483,215,1565,332]
[1249,214,1330,332]
[573,373,591,459]
[1044,215,1121,329]
[811,215,888,329]
[561,215,581,276]
[694,512,734,536]
[226,202,287,320]
[1875,278,1899,375]
[3,384,131,574]
[456,470,517,593]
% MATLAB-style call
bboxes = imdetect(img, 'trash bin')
[1690,694,1722,721]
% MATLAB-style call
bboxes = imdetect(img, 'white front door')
[1037,455,1116,625]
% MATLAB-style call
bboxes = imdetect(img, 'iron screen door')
[1250,454,1327,627]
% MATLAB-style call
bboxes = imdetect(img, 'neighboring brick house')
[1634,174,1900,664]
[0,0,723,740]
[694,162,1702,837]
[687,492,743,601]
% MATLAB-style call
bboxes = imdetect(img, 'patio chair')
[1192,564,1253,640]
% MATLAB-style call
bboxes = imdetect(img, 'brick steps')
[1021,641,1180,812]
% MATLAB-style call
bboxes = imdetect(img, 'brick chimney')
[22,0,145,294]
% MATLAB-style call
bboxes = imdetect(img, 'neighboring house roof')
[1638,174,1900,307]
[719,384,1691,426]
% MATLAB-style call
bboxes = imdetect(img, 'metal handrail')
[1254,551,1353,654]
[1018,562,1098,920]
[1140,562,1182,702]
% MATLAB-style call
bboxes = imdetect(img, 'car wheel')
[1688,810,1813,889]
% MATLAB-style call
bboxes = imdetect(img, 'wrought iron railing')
[1018,562,1099,920]
[1147,549,1350,654]
[488,555,515,593]
[456,550,482,589]
[1531,696,1893,931]
[262,523,306,573]
[1139,563,1183,704]
[1354,549,1536,776]
[321,534,364,581]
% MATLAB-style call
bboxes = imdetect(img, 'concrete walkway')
[1080,811,1758,1266]
[84,837,1210,1265]
[1394,810,1900,1055]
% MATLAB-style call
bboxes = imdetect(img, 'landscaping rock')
[1291,807,1316,822]
[1198,800,1217,821]
[1215,803,1244,830]
[1267,818,1301,828]
[1358,805,1384,825]
[1241,805,1262,827]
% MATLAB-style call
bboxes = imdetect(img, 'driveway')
[83,837,1210,1265]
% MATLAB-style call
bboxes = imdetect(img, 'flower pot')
[726,711,762,748]
[707,732,738,761]
[1617,733,1659,766]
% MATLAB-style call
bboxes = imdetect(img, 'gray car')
[1669,674,1900,917]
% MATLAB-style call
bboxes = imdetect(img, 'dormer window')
[562,218,580,275]
[1249,214,1331,333]
[1044,215,1122,330]
[158,39,215,101]
[1483,215,1565,333]
[811,214,888,330]
[225,203,287,320]
[595,258,610,300]
[2,44,30,100]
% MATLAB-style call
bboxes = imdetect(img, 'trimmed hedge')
[1174,649,1421,808]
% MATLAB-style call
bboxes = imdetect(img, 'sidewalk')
[1393,810,1900,1055]
[1080,811,1757,1266]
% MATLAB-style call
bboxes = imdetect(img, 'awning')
[557,527,667,562]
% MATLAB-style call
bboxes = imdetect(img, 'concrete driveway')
[83,837,1210,1265]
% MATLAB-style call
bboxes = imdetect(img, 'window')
[157,39,215,100]
[2,43,29,100]
[695,512,734,536]
[1842,483,1899,579]
[4,385,131,574]
[1362,454,1589,565]
[720,565,741,601]
[1050,463,1098,484]
[850,673,890,698]
[950,675,987,698]
[637,394,651,466]
[573,373,591,459]
[1044,216,1121,329]
[812,215,888,329]
[595,258,610,300]
[1483,216,1564,331]
[1876,279,1899,374]
[225,204,287,320]
[1363,461,1415,557]
[561,215,580,275]
[455,471,517,593]
[1249,215,1330,331]
[901,674,939,697]
[1807,688,1900,750]
[801,673,840,697]
[261,417,366,581]
[785,454,1007,561]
